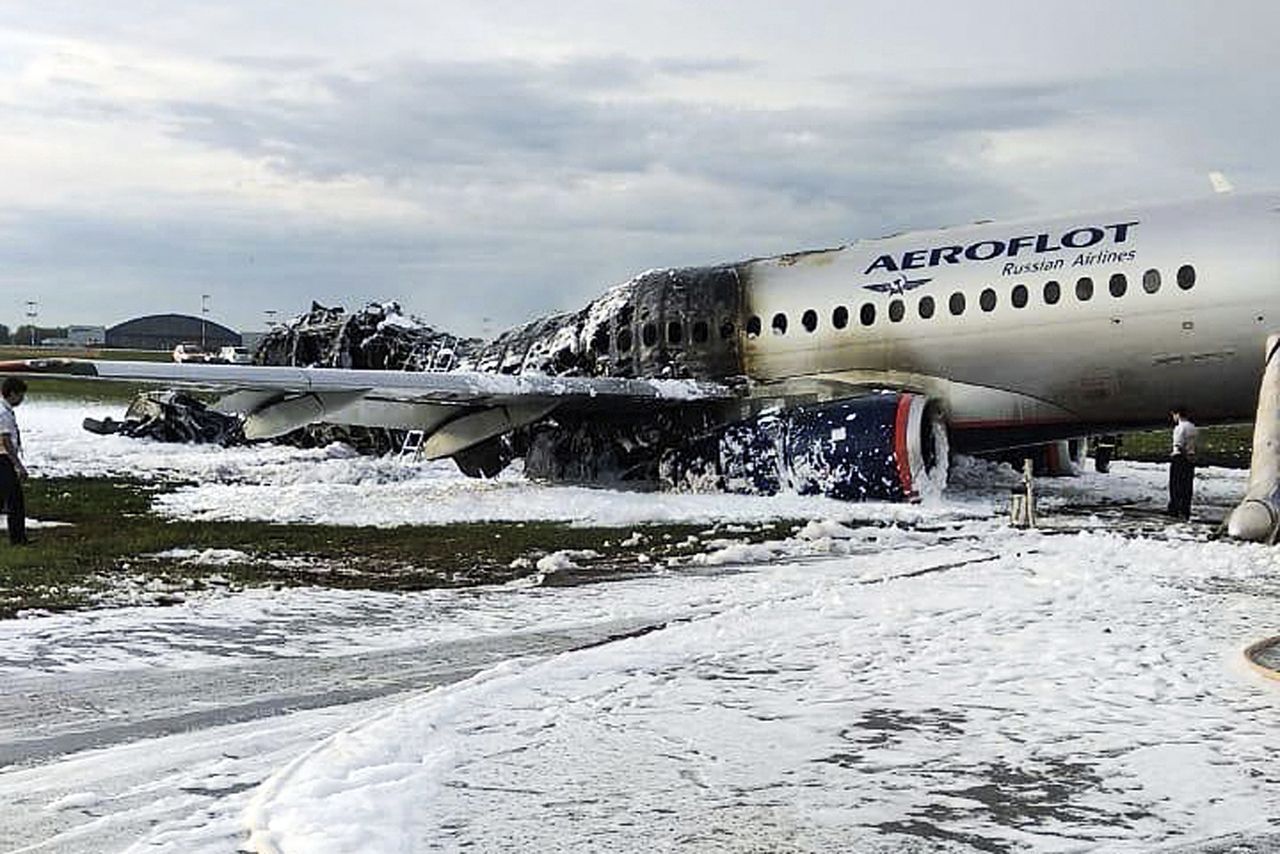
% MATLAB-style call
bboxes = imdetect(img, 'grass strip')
[1112,423,1253,468]
[0,476,798,618]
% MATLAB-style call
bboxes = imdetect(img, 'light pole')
[24,300,37,346]
[201,294,211,350]
[264,309,277,328]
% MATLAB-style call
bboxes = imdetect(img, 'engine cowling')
[664,392,949,502]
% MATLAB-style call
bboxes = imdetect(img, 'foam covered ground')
[2,400,1277,853]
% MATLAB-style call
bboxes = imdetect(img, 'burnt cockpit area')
[462,265,745,381]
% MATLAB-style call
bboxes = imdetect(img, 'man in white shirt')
[1167,407,1197,521]
[0,377,29,545]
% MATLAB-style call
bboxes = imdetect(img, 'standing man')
[1167,407,1198,521]
[0,377,29,545]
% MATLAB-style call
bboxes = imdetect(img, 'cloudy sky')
[1,1,1277,336]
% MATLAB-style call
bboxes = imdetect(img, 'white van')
[218,346,253,365]
[172,343,207,363]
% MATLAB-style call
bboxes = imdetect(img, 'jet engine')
[663,392,949,502]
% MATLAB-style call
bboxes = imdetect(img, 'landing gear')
[1094,435,1119,473]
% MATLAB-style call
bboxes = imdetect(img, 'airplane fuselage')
[8,190,1277,497]
[739,192,1280,447]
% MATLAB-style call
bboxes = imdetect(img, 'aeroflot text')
[863,221,1140,275]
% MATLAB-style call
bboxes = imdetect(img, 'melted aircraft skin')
[464,265,745,382]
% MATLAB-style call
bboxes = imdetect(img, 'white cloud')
[14,37,244,101]
[0,3,1277,333]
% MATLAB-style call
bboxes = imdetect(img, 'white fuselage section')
[740,192,1280,433]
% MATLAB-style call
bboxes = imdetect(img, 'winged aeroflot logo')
[862,275,932,295]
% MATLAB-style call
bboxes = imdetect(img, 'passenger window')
[832,306,849,329]
[1109,273,1127,298]
[667,321,683,344]
[949,292,965,316]
[771,313,788,335]
[591,325,610,354]
[1011,284,1028,308]
[918,295,935,319]
[860,303,876,326]
[888,299,905,322]
[979,288,996,312]
[802,309,818,333]
[1177,264,1196,290]
[642,323,657,347]
[1044,280,1061,305]
[746,316,761,338]
[720,320,735,340]
[1076,277,1094,301]
[692,320,709,344]
[617,328,632,353]
[1142,269,1161,294]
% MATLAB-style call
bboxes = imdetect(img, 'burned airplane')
[5,190,1280,507]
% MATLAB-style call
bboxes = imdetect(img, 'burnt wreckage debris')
[84,391,245,445]
[256,301,480,373]
[460,266,743,381]
[90,268,748,472]
[84,389,405,456]
[457,266,747,484]
[87,302,480,455]
[257,301,482,455]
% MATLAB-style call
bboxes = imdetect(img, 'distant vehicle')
[172,343,207,363]
[218,346,253,365]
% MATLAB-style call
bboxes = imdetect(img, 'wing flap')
[422,402,559,459]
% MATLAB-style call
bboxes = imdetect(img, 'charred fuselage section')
[462,265,745,380]
[257,301,481,372]
[457,265,750,486]
[252,301,483,451]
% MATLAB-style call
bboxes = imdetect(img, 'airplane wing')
[0,358,739,458]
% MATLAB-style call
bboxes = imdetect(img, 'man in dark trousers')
[0,377,30,545]
[1167,407,1197,521]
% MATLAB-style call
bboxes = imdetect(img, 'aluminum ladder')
[399,429,426,460]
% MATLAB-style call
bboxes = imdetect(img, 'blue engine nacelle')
[663,392,948,502]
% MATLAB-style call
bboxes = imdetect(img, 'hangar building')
[105,314,242,352]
